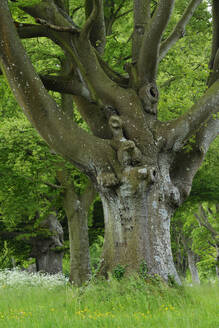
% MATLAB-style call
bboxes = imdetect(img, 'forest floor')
[0,270,218,328]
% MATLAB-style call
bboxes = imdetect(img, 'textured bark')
[31,214,64,274]
[63,186,92,285]
[187,249,200,284]
[98,161,181,284]
[57,165,96,285]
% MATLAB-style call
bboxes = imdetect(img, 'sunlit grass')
[0,271,218,327]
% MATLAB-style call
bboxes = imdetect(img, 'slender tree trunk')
[216,246,219,283]
[99,166,181,284]
[187,249,200,284]
[63,186,92,285]
[32,214,64,274]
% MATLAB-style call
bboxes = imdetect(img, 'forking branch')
[159,0,203,61]
[137,0,175,85]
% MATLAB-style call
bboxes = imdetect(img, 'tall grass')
[0,270,218,328]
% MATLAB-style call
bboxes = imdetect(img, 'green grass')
[0,276,218,328]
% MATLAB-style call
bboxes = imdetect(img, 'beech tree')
[0,0,219,284]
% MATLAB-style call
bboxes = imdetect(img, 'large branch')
[159,0,203,61]
[209,0,219,70]
[0,0,112,175]
[162,80,219,151]
[132,0,151,63]
[20,0,126,110]
[170,117,219,201]
[40,74,92,101]
[84,0,106,54]
[208,0,219,87]
[137,0,175,84]
[15,23,52,39]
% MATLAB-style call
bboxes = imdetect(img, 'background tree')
[0,0,219,284]
[0,78,96,281]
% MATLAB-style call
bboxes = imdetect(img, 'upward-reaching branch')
[132,0,151,63]
[209,0,219,69]
[84,0,106,54]
[159,0,203,61]
[170,117,219,201]
[137,0,175,85]
[0,0,111,175]
[208,0,219,87]
[162,79,219,152]
[81,0,102,40]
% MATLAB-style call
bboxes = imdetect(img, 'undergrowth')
[0,270,218,327]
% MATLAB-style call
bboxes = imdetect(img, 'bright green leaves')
[0,118,62,226]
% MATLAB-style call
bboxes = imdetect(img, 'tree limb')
[159,0,203,61]
[209,0,219,70]
[0,0,112,175]
[81,0,101,40]
[132,0,151,63]
[84,0,106,54]
[170,117,219,201]
[80,180,97,212]
[137,0,175,84]
[208,0,219,87]
[162,80,219,151]
[40,74,92,101]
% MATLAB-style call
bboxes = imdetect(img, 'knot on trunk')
[97,172,119,188]
[109,114,143,168]
[138,82,159,115]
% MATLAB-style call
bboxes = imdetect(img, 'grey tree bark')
[31,214,64,274]
[187,249,200,284]
[195,204,219,283]
[57,168,96,285]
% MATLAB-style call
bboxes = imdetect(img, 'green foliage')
[139,261,148,278]
[191,138,219,201]
[0,118,62,225]
[89,235,104,274]
[113,264,126,280]
[0,241,14,270]
[158,0,211,121]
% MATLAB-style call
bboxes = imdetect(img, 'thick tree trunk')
[187,249,200,284]
[32,214,64,274]
[99,166,181,284]
[64,188,91,285]
[57,163,96,286]
[63,182,96,285]
[36,249,63,274]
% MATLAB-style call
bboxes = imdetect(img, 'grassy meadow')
[0,270,218,328]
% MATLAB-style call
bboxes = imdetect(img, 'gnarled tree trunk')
[31,214,64,274]
[98,162,181,284]
[0,0,219,284]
